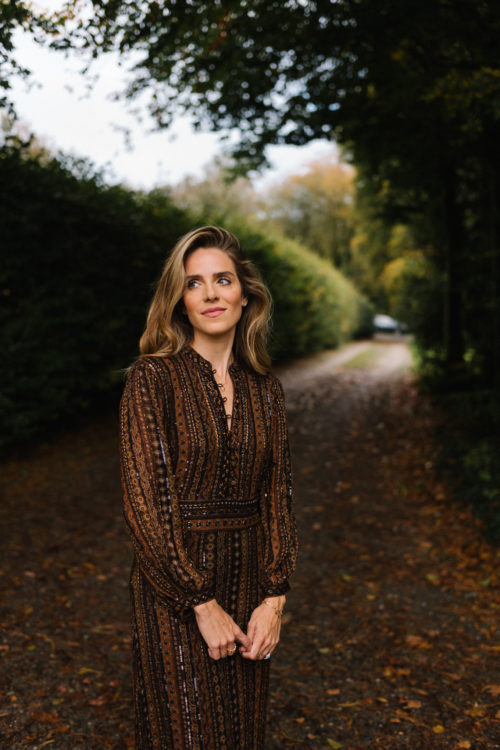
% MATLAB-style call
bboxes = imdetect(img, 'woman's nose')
[204,282,218,300]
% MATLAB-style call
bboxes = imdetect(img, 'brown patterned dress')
[119,345,298,749]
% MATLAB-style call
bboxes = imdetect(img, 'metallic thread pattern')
[119,345,298,749]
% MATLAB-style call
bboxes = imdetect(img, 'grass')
[343,344,384,369]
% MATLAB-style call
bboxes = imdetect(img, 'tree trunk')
[440,159,464,369]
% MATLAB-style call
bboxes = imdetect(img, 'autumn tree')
[262,159,355,274]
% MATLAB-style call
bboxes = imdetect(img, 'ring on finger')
[227,645,236,656]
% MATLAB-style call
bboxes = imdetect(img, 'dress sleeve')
[119,358,215,616]
[260,376,299,598]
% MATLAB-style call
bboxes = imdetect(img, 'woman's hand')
[193,599,251,660]
[239,595,286,661]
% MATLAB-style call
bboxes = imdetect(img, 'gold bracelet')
[262,599,283,618]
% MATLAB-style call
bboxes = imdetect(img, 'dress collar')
[183,345,241,374]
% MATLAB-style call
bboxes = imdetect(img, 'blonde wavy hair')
[139,226,272,374]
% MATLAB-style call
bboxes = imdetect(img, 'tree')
[262,158,355,273]
[168,157,259,224]
[52,1,500,381]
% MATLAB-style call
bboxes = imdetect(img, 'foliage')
[381,248,443,337]
[232,227,373,358]
[437,388,500,543]
[168,157,259,224]
[0,2,56,115]
[260,158,355,274]
[0,140,192,447]
[0,1,31,113]
[65,0,500,384]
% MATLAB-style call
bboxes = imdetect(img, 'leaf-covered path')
[1,340,499,749]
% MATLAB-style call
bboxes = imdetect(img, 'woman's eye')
[218,277,231,285]
[186,280,199,289]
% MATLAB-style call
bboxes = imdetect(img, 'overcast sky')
[10,10,336,191]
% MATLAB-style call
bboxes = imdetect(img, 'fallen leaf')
[483,684,500,697]
[77,667,101,675]
[405,700,422,709]
[89,695,108,706]
[405,634,431,649]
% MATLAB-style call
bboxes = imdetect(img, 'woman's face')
[183,247,248,344]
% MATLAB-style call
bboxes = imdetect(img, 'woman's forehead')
[185,247,235,273]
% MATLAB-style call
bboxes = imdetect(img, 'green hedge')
[0,145,192,447]
[235,227,373,359]
[1,145,372,448]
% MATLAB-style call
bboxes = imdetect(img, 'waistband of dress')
[179,497,260,531]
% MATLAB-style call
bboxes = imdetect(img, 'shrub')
[436,389,500,544]
[1,145,191,446]
[238,228,373,358]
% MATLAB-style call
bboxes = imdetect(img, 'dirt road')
[1,339,499,749]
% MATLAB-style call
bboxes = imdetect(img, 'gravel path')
[268,339,500,749]
[1,339,499,749]
[276,337,413,390]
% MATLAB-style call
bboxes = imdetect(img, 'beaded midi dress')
[119,345,298,749]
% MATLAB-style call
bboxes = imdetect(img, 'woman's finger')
[257,642,272,659]
[234,625,251,650]
[248,633,266,660]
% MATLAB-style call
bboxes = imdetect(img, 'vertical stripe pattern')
[119,345,298,749]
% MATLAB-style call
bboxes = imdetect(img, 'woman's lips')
[202,308,226,317]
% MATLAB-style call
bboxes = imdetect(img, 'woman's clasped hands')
[193,596,285,661]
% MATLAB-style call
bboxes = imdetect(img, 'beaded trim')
[179,497,259,519]
[182,513,261,532]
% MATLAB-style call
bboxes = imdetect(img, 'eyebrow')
[185,271,236,280]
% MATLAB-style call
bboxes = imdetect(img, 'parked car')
[373,314,408,334]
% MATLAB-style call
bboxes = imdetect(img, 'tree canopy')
[67,1,500,168]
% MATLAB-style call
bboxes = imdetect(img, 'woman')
[119,226,298,749]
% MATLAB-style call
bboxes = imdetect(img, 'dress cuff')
[181,589,216,618]
[154,588,216,619]
[261,580,290,598]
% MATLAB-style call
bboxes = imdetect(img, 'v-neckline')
[184,345,240,437]
[213,368,236,434]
